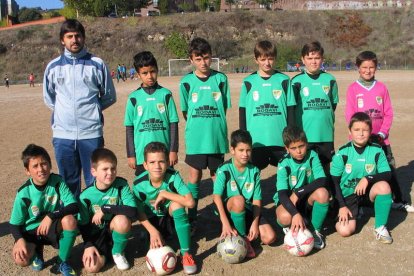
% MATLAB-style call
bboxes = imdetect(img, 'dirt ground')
[0,70,413,275]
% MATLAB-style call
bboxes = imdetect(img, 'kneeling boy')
[213,130,276,258]
[133,142,197,275]
[9,144,78,276]
[274,126,329,249]
[78,148,137,272]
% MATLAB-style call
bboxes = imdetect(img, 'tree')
[158,0,168,14]
[165,32,188,58]
[225,0,236,11]
[18,8,42,23]
[197,0,209,12]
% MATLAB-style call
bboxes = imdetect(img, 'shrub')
[164,32,188,58]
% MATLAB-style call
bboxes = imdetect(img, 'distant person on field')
[43,19,116,197]
[124,51,179,177]
[179,37,231,233]
[4,74,9,88]
[345,50,414,212]
[29,73,35,87]
[239,40,292,171]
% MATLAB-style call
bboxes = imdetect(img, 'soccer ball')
[146,246,177,275]
[217,235,247,264]
[284,228,314,256]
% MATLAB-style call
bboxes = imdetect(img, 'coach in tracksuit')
[43,19,116,197]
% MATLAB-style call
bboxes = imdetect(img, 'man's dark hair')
[60,19,85,41]
[282,126,308,147]
[144,142,169,162]
[349,112,372,130]
[189,37,212,57]
[133,51,158,71]
[22,144,51,169]
[254,40,277,59]
[301,41,324,57]
[230,129,252,148]
[355,51,378,68]
[91,148,117,169]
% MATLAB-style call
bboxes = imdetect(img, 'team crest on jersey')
[345,163,352,174]
[290,176,297,186]
[376,96,383,105]
[93,205,101,213]
[253,91,259,101]
[57,77,64,85]
[192,93,198,103]
[306,168,312,177]
[322,86,330,95]
[273,90,282,100]
[212,92,221,101]
[244,182,253,192]
[230,181,237,192]
[365,164,375,174]
[137,106,143,116]
[46,195,58,205]
[31,206,40,217]
[302,87,309,97]
[357,98,364,108]
[109,197,118,205]
[157,103,165,113]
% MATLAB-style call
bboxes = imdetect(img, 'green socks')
[374,193,392,228]
[112,231,130,255]
[187,182,199,221]
[311,201,329,232]
[172,208,191,255]
[230,211,246,237]
[58,230,77,262]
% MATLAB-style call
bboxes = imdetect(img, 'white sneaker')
[312,230,326,249]
[113,253,130,270]
[392,202,414,213]
[374,226,393,244]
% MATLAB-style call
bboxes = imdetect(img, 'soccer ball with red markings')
[146,246,177,275]
[284,229,314,256]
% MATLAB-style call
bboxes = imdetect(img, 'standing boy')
[133,142,197,274]
[274,126,329,249]
[9,144,78,275]
[78,148,137,272]
[124,51,179,177]
[179,37,231,228]
[43,19,116,197]
[213,130,276,258]
[239,40,292,170]
[289,41,339,174]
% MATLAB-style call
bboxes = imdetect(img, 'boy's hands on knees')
[220,222,238,238]
[127,157,136,170]
[291,213,306,232]
[13,238,28,262]
[355,177,369,196]
[338,207,353,225]
[169,152,178,166]
[92,209,104,225]
[247,222,259,241]
[37,215,53,236]
[83,246,99,267]
[149,229,164,249]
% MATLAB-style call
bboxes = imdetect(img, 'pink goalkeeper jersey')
[345,80,393,145]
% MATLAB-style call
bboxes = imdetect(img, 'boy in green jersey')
[9,144,78,276]
[331,112,393,244]
[133,142,197,274]
[213,130,276,258]
[124,51,179,177]
[274,126,329,250]
[289,41,339,174]
[239,40,292,170]
[78,148,137,272]
[179,38,231,230]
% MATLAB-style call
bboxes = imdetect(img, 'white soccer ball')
[284,228,314,256]
[217,235,247,264]
[146,246,177,275]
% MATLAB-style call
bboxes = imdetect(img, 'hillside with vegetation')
[1,8,414,84]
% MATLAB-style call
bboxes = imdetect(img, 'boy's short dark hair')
[133,51,158,71]
[60,19,85,41]
[230,129,253,148]
[22,144,51,169]
[282,126,308,146]
[144,142,169,162]
[349,112,372,130]
[254,40,277,59]
[356,51,378,67]
[91,148,117,169]
[189,37,212,57]
[301,41,324,57]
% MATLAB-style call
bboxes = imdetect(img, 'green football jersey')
[179,70,231,154]
[239,71,291,147]
[133,168,190,218]
[124,85,179,164]
[78,177,137,234]
[213,159,262,211]
[10,173,77,231]
[330,142,391,198]
[273,150,325,205]
[289,72,339,142]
